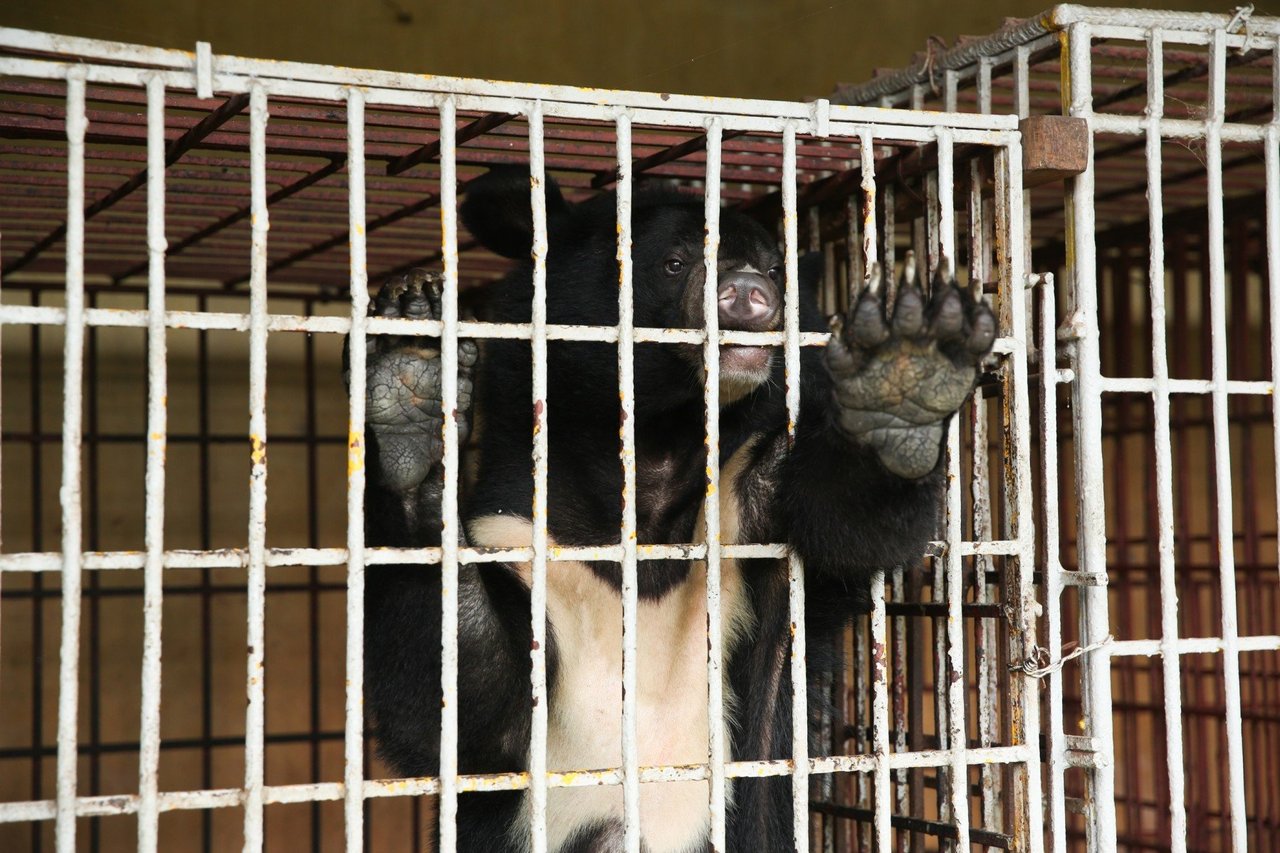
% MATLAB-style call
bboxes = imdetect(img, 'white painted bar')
[241,81,270,853]
[1040,271,1068,853]
[1204,28,1249,853]
[343,86,370,853]
[1144,29,1189,853]
[781,122,810,850]
[437,94,464,853]
[527,100,551,853]
[615,111,642,853]
[135,71,168,853]
[53,66,88,853]
[1066,22,1120,851]
[701,117,727,853]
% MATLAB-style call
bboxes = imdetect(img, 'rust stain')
[249,433,267,467]
[347,429,364,476]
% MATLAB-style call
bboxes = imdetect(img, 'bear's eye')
[664,257,685,276]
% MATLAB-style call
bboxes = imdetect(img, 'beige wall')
[1,0,1247,102]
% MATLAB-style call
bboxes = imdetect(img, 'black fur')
[356,168,992,852]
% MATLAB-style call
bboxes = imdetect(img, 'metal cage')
[0,5,1276,852]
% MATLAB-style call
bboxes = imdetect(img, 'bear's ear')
[460,166,570,260]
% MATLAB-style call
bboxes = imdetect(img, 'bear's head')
[461,166,792,409]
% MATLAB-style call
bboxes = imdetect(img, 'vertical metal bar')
[86,292,101,853]
[27,291,45,853]
[438,95,463,853]
[891,562,906,852]
[782,122,809,852]
[847,193,862,304]
[54,65,87,853]
[136,71,169,853]
[860,131,879,286]
[937,128,970,852]
[858,127,891,853]
[196,292,213,853]
[702,117,727,853]
[1268,43,1280,601]
[1065,24,1118,850]
[303,295,323,851]
[242,81,270,853]
[871,570,891,853]
[968,99,1000,849]
[1039,271,1067,853]
[926,156,950,836]
[615,111,641,853]
[528,101,551,853]
[1144,29,1188,853]
[1204,28,1248,852]
[344,86,369,853]
[999,129,1042,853]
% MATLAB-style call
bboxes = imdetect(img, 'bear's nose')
[717,272,779,331]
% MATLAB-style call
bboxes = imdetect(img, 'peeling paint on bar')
[615,109,642,853]
[781,122,809,851]
[437,93,464,853]
[527,100,551,853]
[701,117,727,853]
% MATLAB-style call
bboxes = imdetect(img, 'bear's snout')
[717,271,779,331]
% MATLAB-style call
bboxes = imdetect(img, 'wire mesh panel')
[836,6,1280,851]
[1,21,1037,853]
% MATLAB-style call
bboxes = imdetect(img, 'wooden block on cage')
[1020,115,1088,187]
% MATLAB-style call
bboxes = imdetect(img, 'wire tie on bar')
[1011,635,1114,679]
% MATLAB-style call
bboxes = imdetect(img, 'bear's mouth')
[720,344,772,375]
[718,345,773,406]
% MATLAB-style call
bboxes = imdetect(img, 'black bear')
[352,166,996,852]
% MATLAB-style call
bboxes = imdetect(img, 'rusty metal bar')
[385,110,514,175]
[590,128,745,188]
[3,91,249,277]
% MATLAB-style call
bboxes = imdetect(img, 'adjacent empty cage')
[1,6,1277,853]
[834,5,1280,850]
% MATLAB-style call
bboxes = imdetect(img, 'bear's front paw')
[824,258,996,479]
[345,268,478,494]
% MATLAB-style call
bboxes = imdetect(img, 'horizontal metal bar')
[0,28,1020,129]
[1099,376,1275,395]
[810,801,1012,849]
[0,304,833,346]
[0,63,1018,147]
[1089,111,1272,142]
[0,745,1038,824]
[1109,636,1280,656]
[0,306,1031,365]
[0,535,1055,572]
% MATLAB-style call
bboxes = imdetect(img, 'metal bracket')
[195,41,213,99]
[1020,115,1089,187]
